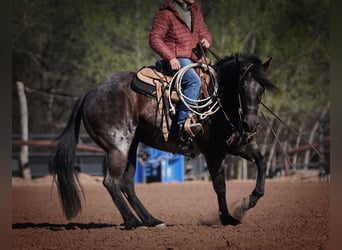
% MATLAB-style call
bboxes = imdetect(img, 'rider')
[149,0,212,147]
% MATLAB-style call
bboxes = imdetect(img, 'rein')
[205,47,258,145]
[199,46,236,132]
[237,63,254,121]
[204,48,321,157]
[207,47,222,61]
[261,102,321,157]
[205,47,255,122]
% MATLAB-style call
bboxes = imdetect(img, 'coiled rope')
[168,63,220,120]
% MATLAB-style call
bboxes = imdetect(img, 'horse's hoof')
[121,219,144,230]
[228,216,241,226]
[154,223,167,228]
[220,215,241,226]
[147,218,165,227]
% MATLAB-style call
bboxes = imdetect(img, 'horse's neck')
[213,100,240,136]
[210,101,238,136]
[216,74,241,130]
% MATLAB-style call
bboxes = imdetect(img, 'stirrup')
[185,123,202,137]
[177,124,192,150]
[184,115,203,138]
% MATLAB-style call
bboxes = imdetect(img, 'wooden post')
[16,81,31,179]
[237,159,242,180]
[304,102,329,169]
[236,159,248,180]
[242,159,248,180]
[318,116,327,182]
[283,141,289,176]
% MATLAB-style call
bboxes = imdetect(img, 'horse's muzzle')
[242,114,259,133]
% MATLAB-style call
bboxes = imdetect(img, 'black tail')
[50,95,85,220]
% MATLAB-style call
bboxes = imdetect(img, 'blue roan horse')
[50,52,277,229]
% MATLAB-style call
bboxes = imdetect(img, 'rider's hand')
[169,58,181,71]
[200,39,210,49]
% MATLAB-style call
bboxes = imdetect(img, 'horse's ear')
[262,57,272,71]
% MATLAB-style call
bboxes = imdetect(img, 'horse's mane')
[216,52,263,67]
[214,52,277,91]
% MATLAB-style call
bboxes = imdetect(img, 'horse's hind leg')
[121,141,164,227]
[121,168,165,227]
[103,149,142,229]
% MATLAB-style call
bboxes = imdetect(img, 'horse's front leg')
[206,155,240,226]
[234,141,266,211]
[248,150,266,208]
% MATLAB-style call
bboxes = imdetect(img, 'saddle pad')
[137,66,172,85]
[131,66,179,101]
[131,74,156,97]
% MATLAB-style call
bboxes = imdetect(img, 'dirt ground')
[12,170,329,249]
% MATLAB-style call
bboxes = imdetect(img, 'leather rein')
[205,47,258,145]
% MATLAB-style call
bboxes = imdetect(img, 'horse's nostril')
[243,117,258,132]
[242,121,252,132]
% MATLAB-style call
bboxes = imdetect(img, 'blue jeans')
[176,58,201,125]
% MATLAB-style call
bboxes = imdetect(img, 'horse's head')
[215,53,277,139]
[238,57,274,133]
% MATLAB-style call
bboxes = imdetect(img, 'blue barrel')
[135,144,184,183]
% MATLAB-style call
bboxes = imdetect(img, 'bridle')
[218,62,263,146]
[197,46,263,146]
[237,62,254,122]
